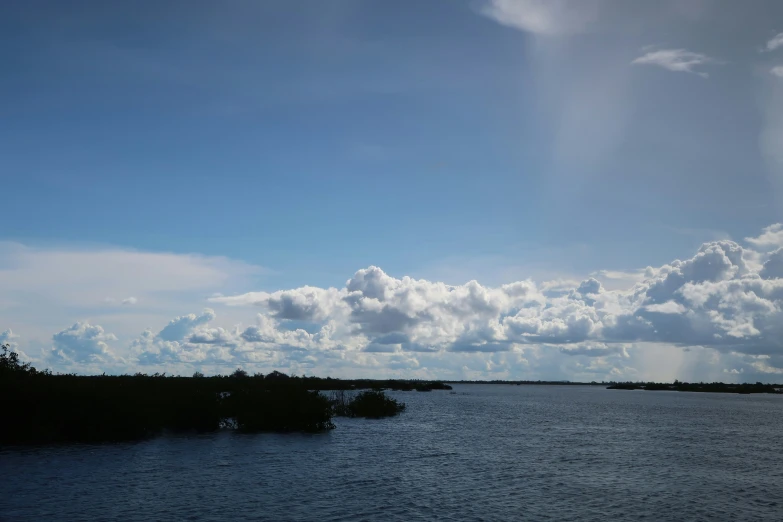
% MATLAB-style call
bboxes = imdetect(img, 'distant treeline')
[444,380,603,385]
[0,345,443,446]
[439,379,783,393]
[607,380,783,394]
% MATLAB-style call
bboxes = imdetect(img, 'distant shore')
[440,379,783,394]
[606,381,783,394]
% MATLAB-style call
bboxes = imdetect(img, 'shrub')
[344,390,405,419]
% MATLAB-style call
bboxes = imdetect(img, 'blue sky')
[3,0,783,381]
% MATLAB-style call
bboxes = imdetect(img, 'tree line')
[0,344,423,446]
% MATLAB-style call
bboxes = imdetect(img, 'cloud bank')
[142,224,783,380]
[6,225,783,381]
[207,235,783,359]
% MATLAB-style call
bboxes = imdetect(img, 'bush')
[228,387,334,433]
[0,346,336,444]
[344,390,406,419]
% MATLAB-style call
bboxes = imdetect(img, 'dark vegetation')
[442,379,783,394]
[389,381,452,391]
[607,380,783,394]
[330,390,406,418]
[447,379,603,385]
[0,345,445,446]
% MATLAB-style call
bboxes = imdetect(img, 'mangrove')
[0,344,439,445]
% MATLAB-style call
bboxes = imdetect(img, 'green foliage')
[341,390,406,419]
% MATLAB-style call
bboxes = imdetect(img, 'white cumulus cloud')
[11,224,783,381]
[201,226,783,377]
[51,322,119,364]
[746,223,783,249]
[157,309,217,342]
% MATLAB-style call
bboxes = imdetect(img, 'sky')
[3,0,783,382]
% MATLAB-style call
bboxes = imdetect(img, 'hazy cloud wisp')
[631,48,718,78]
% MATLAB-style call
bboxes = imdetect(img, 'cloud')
[765,33,783,52]
[201,226,783,377]
[746,223,783,250]
[104,296,138,306]
[157,309,216,341]
[0,241,265,344]
[12,224,783,380]
[211,286,345,322]
[0,240,268,361]
[631,48,718,77]
[1,329,41,367]
[577,278,603,296]
[772,66,783,78]
[591,269,644,281]
[478,0,601,36]
[0,242,264,305]
[559,342,628,358]
[590,270,646,291]
[645,301,687,314]
[51,322,118,364]
[132,327,236,366]
[130,306,345,369]
[760,249,783,279]
[1,329,19,348]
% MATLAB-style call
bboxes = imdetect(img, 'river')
[2,385,782,521]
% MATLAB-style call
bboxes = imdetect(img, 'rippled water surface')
[3,385,783,521]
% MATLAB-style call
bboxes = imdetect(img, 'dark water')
[3,385,783,521]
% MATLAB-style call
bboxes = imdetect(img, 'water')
[3,385,783,521]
